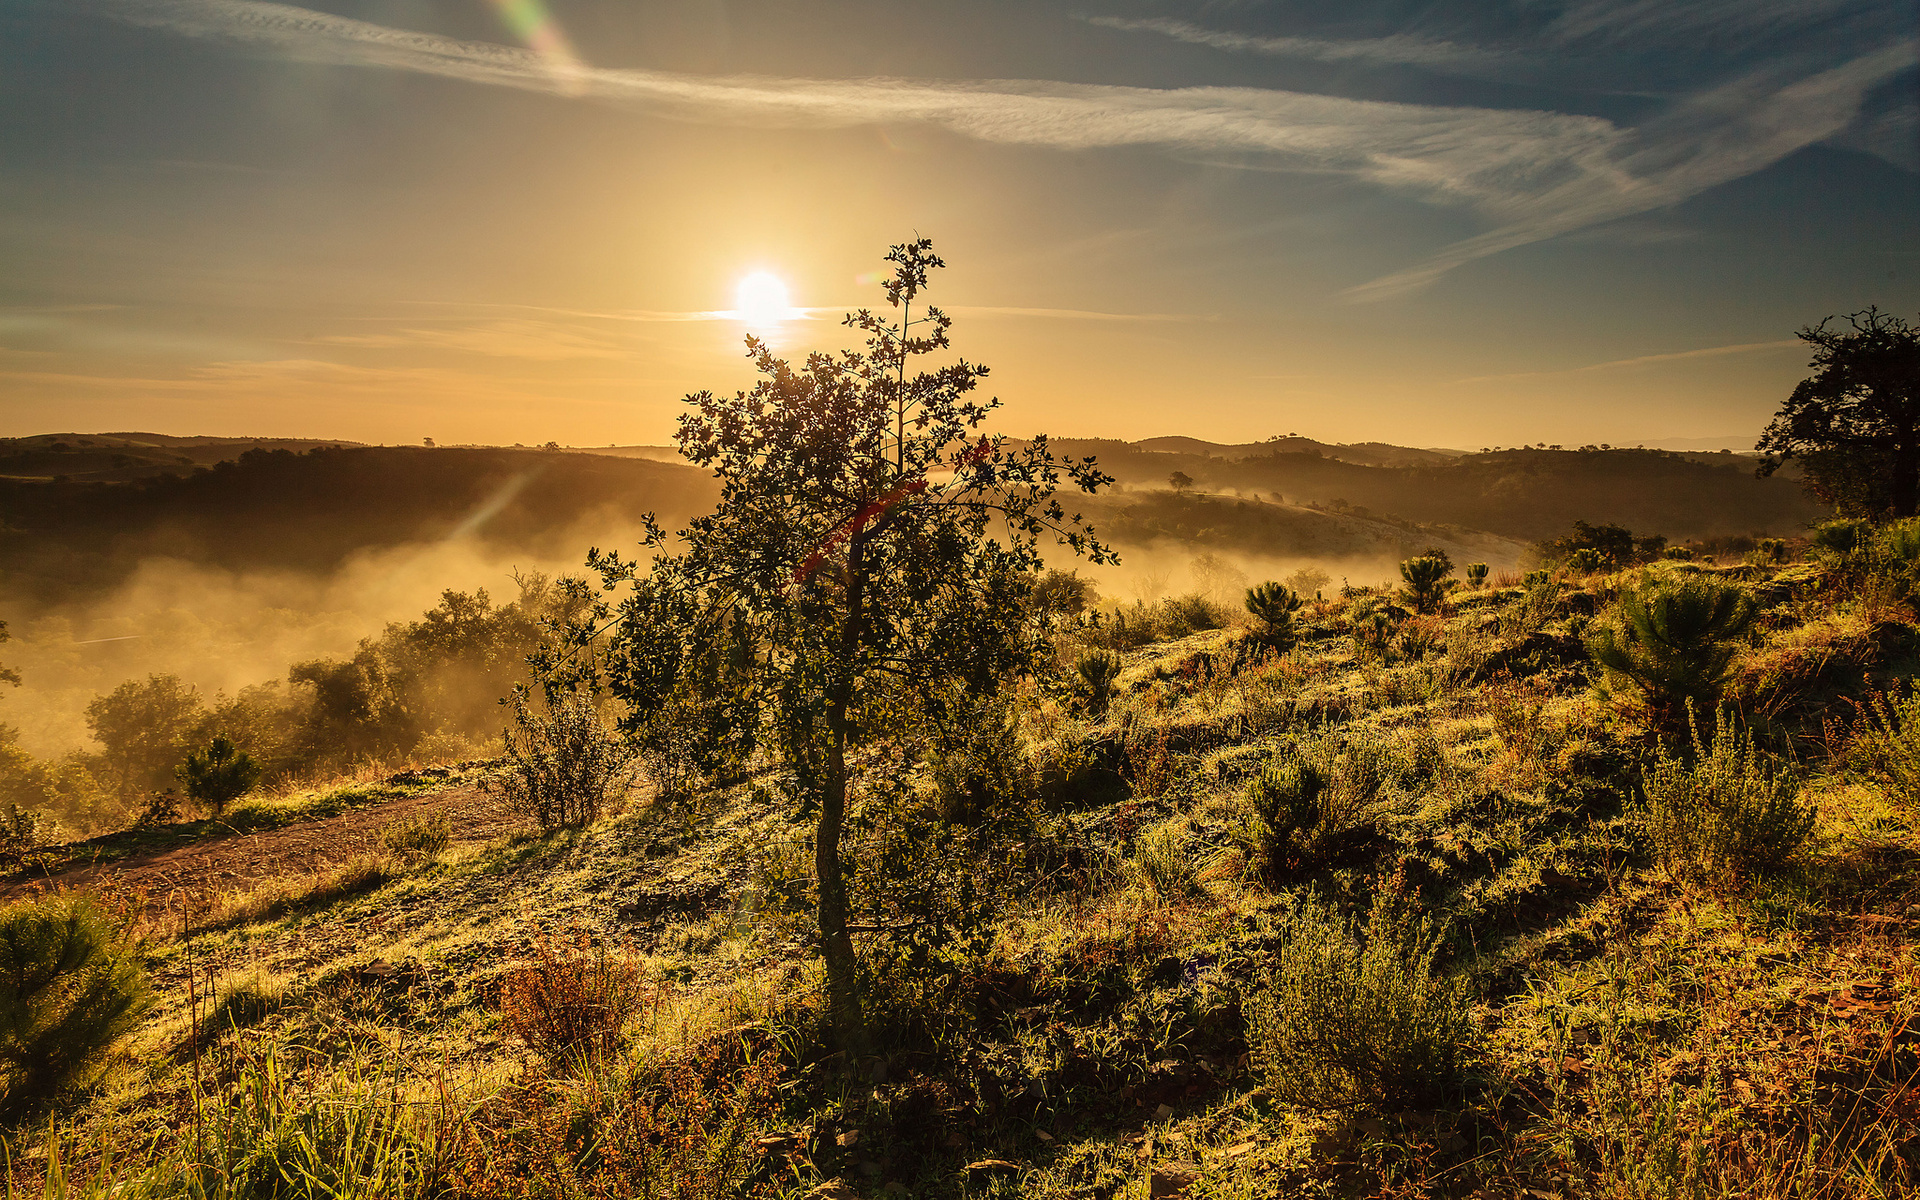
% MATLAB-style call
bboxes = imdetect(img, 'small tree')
[1398,555,1452,614]
[585,241,1110,1060]
[1464,563,1489,588]
[1075,649,1123,717]
[1757,307,1920,519]
[1168,470,1194,492]
[176,735,261,819]
[0,894,149,1110]
[1244,581,1305,649]
[1586,576,1757,729]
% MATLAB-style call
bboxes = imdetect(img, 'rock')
[836,1129,860,1147]
[1154,1102,1174,1120]
[1150,1163,1200,1197]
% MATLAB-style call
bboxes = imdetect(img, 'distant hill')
[0,433,368,483]
[1052,441,1819,543]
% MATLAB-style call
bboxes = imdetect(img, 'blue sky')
[1,0,1914,447]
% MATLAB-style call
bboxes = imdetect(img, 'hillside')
[4,546,1915,1197]
[1055,441,1821,542]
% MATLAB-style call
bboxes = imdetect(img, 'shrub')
[1075,649,1123,717]
[380,812,451,862]
[1586,575,1758,729]
[1245,581,1305,649]
[1850,689,1920,803]
[177,735,263,819]
[1246,894,1474,1111]
[1811,518,1866,558]
[1351,609,1397,662]
[1566,547,1606,575]
[134,788,181,828]
[1246,757,1328,878]
[1395,615,1444,661]
[486,692,634,831]
[0,893,149,1108]
[1643,712,1815,892]
[499,934,647,1071]
[1399,555,1453,614]
[1464,562,1489,588]
[1162,592,1228,636]
[927,695,1032,825]
[1134,819,1199,899]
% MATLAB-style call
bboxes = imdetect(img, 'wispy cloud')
[93,0,1918,301]
[1082,16,1504,72]
[1451,338,1801,384]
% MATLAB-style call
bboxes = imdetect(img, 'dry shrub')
[500,934,647,1070]
[436,1035,786,1200]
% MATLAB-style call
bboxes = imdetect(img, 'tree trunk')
[1894,441,1919,519]
[816,533,872,1064]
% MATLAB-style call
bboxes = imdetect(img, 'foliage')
[581,239,1110,1057]
[1811,518,1867,557]
[1074,649,1122,717]
[1285,565,1332,598]
[1465,562,1489,588]
[1168,470,1193,491]
[1243,581,1304,649]
[0,893,149,1109]
[1245,893,1475,1111]
[485,693,634,832]
[499,934,647,1071]
[1642,711,1815,892]
[926,692,1032,825]
[1844,688,1920,804]
[84,674,204,800]
[1133,819,1199,899]
[1586,575,1758,728]
[1757,307,1920,518]
[176,735,263,819]
[1399,554,1453,614]
[1245,756,1329,878]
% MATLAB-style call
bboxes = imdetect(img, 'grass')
[5,553,1920,1197]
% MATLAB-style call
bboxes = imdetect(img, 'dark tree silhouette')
[1757,308,1920,519]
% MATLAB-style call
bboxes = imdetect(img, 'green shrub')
[177,735,262,819]
[1351,609,1396,661]
[1162,592,1228,636]
[1850,689,1920,803]
[1075,649,1123,718]
[0,893,149,1108]
[1586,575,1757,729]
[380,811,451,862]
[1245,582,1305,649]
[1399,555,1453,614]
[1811,518,1866,558]
[1246,757,1328,878]
[1246,894,1475,1111]
[1464,562,1489,588]
[927,696,1033,825]
[1642,712,1815,892]
[1566,547,1605,574]
[485,693,634,832]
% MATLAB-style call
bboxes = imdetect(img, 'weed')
[380,811,452,862]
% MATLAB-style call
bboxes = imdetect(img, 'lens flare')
[735,271,794,328]
[483,0,585,93]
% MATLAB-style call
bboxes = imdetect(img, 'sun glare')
[735,271,793,327]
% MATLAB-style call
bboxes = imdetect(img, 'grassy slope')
[8,559,1919,1198]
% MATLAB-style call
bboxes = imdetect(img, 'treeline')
[0,574,583,836]
[0,445,715,606]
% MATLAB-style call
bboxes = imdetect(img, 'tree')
[1757,308,1920,519]
[1245,582,1305,649]
[176,735,262,819]
[1585,576,1757,730]
[585,240,1111,1062]
[84,675,204,800]
[1398,556,1452,614]
[0,619,18,691]
[1168,471,1193,492]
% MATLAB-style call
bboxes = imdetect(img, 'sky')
[0,0,1915,449]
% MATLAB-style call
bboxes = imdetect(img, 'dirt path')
[5,784,525,916]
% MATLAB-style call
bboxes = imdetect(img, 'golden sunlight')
[734,270,794,328]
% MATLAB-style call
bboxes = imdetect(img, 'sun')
[734,270,793,327]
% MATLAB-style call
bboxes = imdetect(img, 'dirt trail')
[4,785,524,916]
